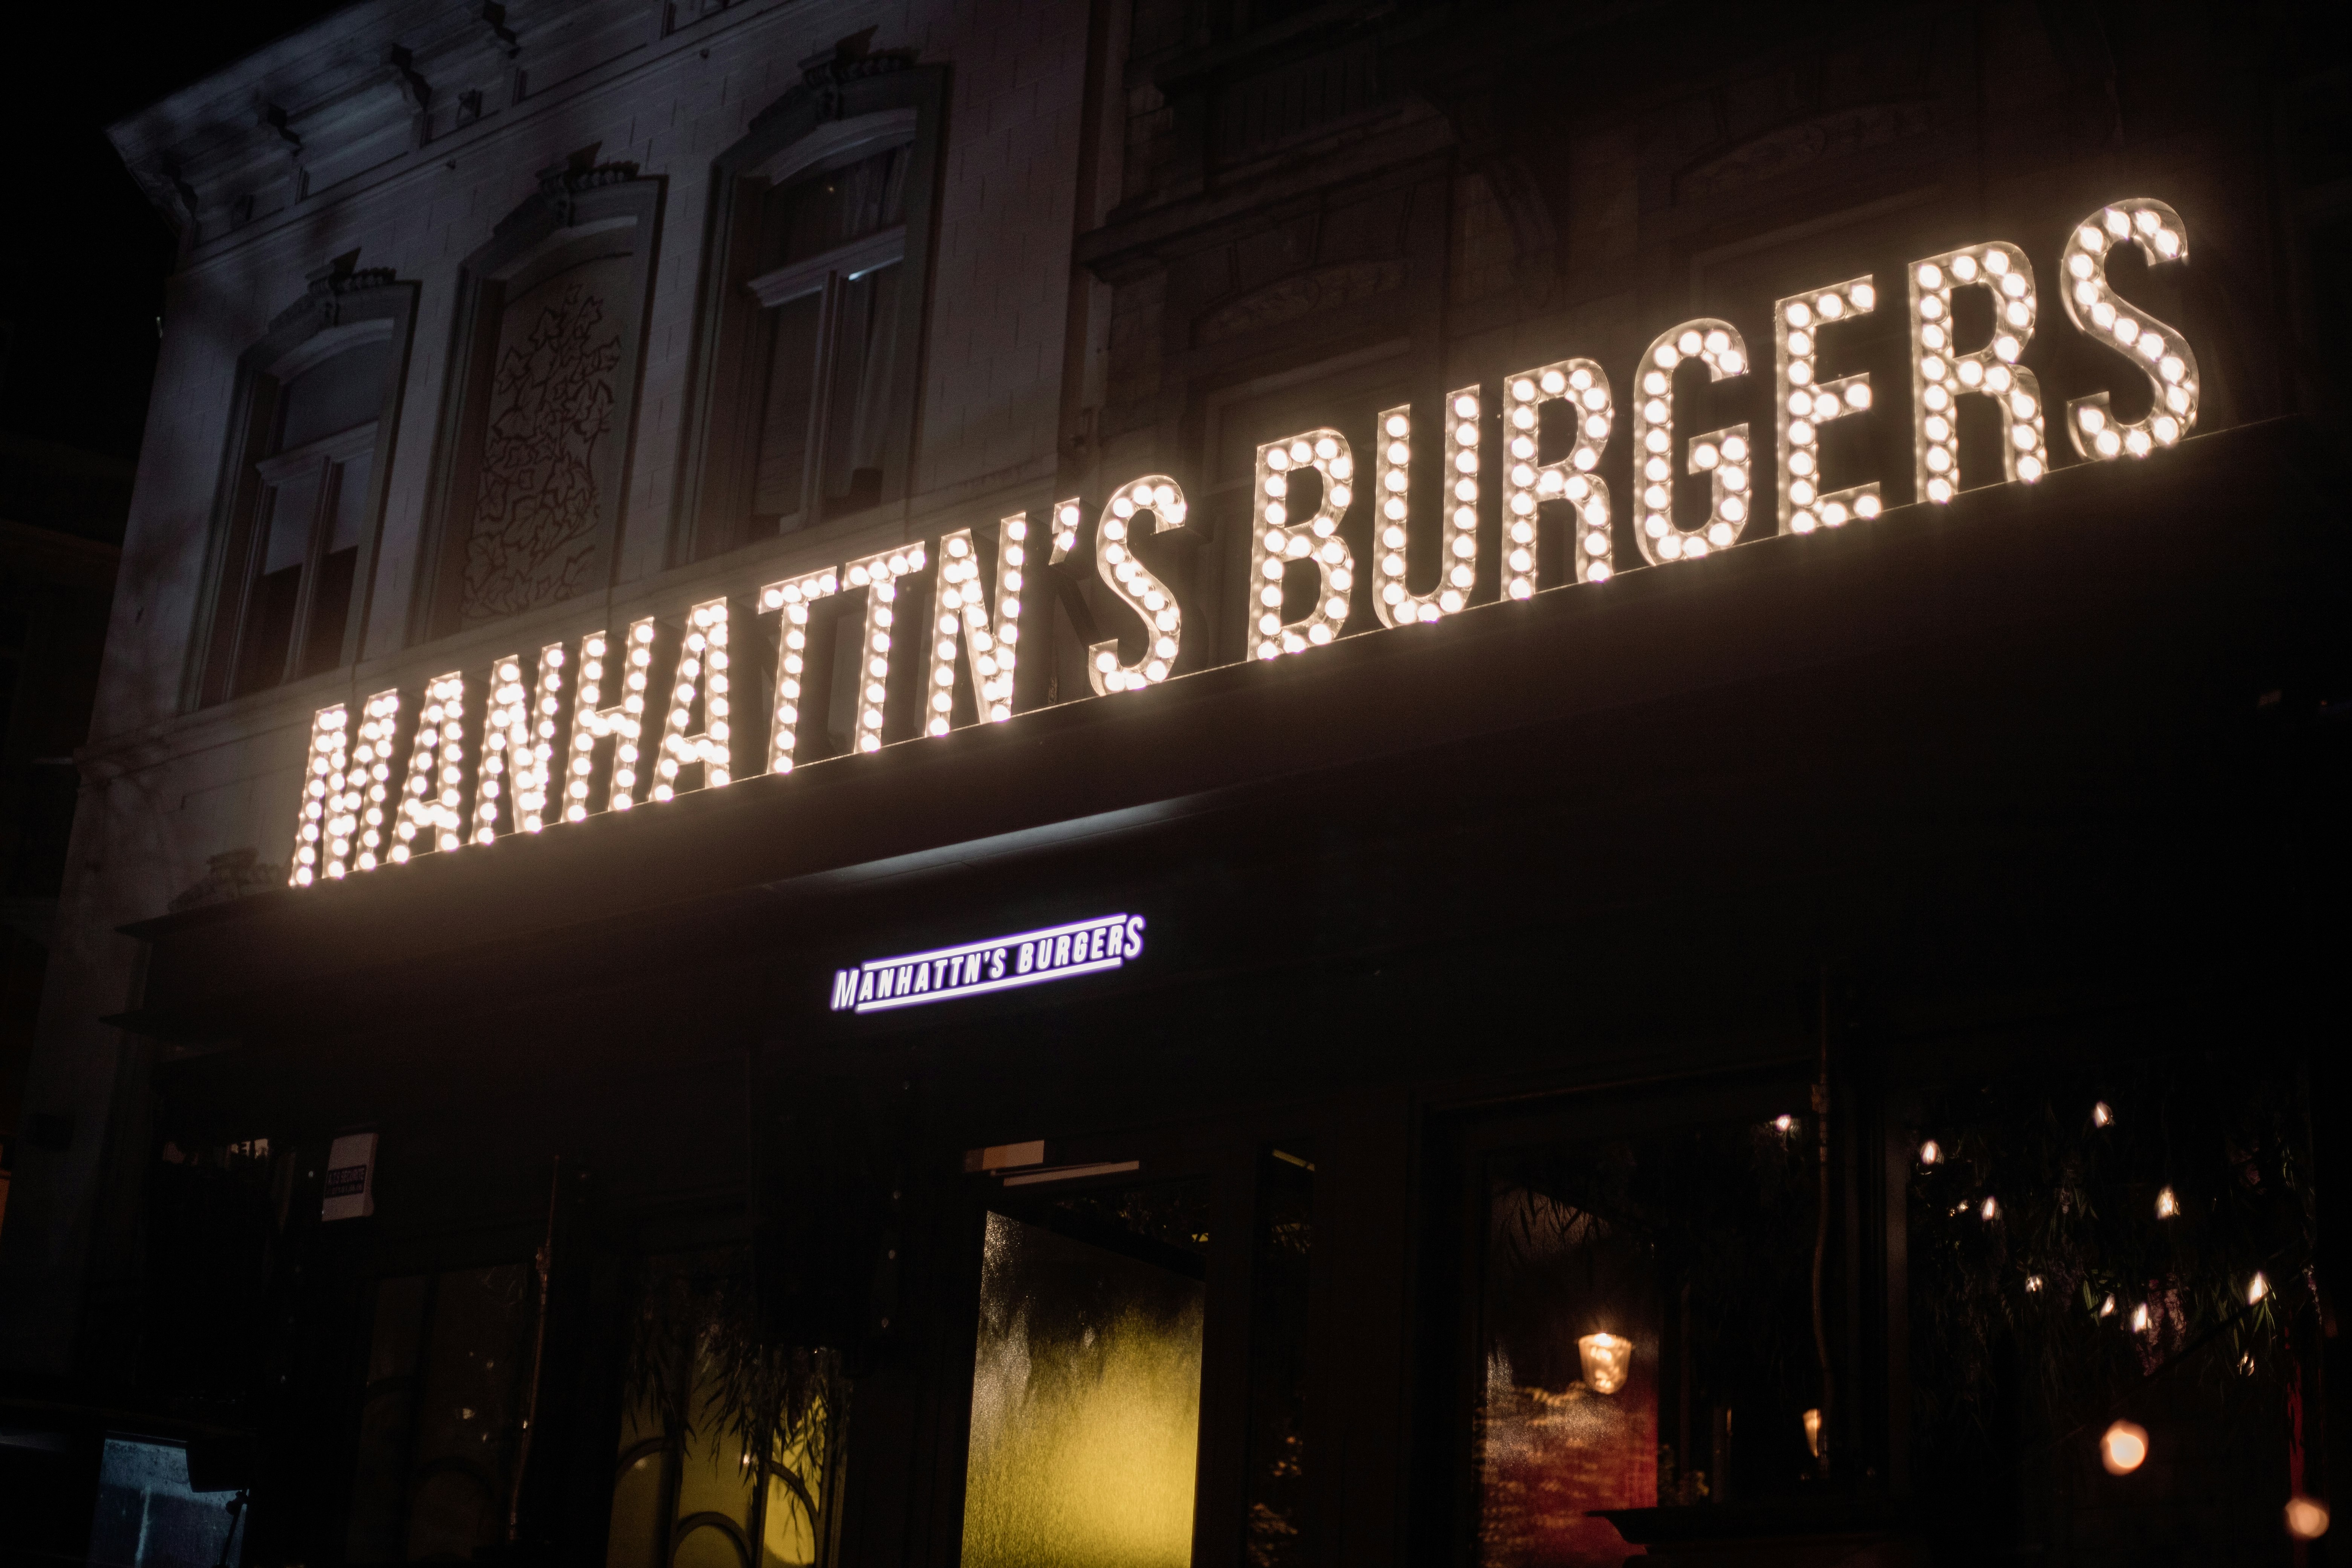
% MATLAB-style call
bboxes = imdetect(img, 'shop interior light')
[1576,1332,1632,1395]
[1632,319,1751,564]
[1251,428,1357,658]
[565,617,657,817]
[2061,200,2199,461]
[758,569,842,775]
[1498,360,1615,596]
[927,512,1030,730]
[393,672,468,858]
[290,703,350,886]
[1775,274,1882,534]
[652,598,731,800]
[842,545,928,752]
[1909,242,2049,504]
[1088,478,1187,692]
[1372,389,1481,626]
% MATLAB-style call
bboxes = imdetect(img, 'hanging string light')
[2155,1186,2179,1219]
[1919,1139,1942,1165]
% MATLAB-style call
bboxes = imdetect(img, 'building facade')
[1,0,2347,1564]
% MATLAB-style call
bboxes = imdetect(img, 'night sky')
[1,2,348,462]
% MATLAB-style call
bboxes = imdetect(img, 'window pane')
[402,1263,534,1561]
[279,338,392,452]
[752,294,824,529]
[298,455,369,675]
[961,1184,1209,1568]
[818,262,903,518]
[1478,1100,1821,1567]
[235,477,313,695]
[773,146,909,268]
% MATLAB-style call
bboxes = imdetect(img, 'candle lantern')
[1577,1332,1632,1395]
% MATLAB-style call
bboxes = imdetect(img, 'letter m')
[831,969,861,1011]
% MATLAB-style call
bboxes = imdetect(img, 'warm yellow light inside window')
[960,1211,1204,1568]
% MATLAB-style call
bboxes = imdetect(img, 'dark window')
[191,268,413,710]
[740,144,913,538]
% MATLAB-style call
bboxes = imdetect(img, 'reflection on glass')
[961,1182,1209,1568]
[1479,1107,1821,1567]
[1243,1147,1314,1567]
[87,1438,243,1568]
[606,1249,831,1568]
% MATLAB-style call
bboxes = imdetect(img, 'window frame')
[409,162,666,644]
[186,270,416,711]
[670,61,948,564]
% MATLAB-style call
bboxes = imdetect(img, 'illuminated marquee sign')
[289,198,2201,888]
[830,914,1147,1013]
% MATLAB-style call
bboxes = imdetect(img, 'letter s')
[1124,915,1146,959]
[989,947,1008,980]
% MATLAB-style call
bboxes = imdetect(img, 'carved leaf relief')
[463,271,624,623]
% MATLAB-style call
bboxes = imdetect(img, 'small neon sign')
[830,914,1146,1014]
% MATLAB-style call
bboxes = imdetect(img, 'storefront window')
[607,1251,835,1568]
[345,1263,536,1562]
[960,1179,1210,1568]
[1476,1092,1825,1567]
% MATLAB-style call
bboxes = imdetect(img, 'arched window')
[672,53,945,561]
[190,259,414,708]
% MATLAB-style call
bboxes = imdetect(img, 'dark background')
[0,1,349,461]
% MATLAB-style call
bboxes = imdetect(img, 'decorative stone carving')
[168,848,286,913]
[268,251,401,333]
[462,281,621,622]
[1198,259,1406,344]
[1676,102,1932,202]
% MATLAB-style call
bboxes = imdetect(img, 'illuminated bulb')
[1773,1114,1795,1133]
[2099,1419,2149,1475]
[1980,1196,1998,1222]
[1576,1332,1632,1395]
[2025,1275,2043,1293]
[2155,1186,2178,1219]
[927,510,1032,726]
[2099,1294,2117,1318]
[1910,240,2047,502]
[2286,1497,2331,1541]
[2248,1272,2268,1305]
[1634,318,1750,565]
[1802,1407,1823,1459]
[2094,1101,2114,1127]
[2130,1302,2150,1333]
[1919,1140,1941,1165]
[1251,427,1355,658]
[1777,273,1880,534]
[2061,200,2200,461]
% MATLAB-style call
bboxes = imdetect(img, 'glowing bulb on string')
[2025,1274,2043,1294]
[2100,1420,2149,1475]
[2286,1496,2331,1541]
[2248,1272,2269,1305]
[2130,1302,2150,1334]
[1980,1196,1998,1221]
[1773,1114,1795,1133]
[1577,1333,1632,1395]
[2093,1101,2114,1127]
[2099,1294,2117,1318]
[2155,1186,2178,1219]
[1919,1140,1941,1165]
